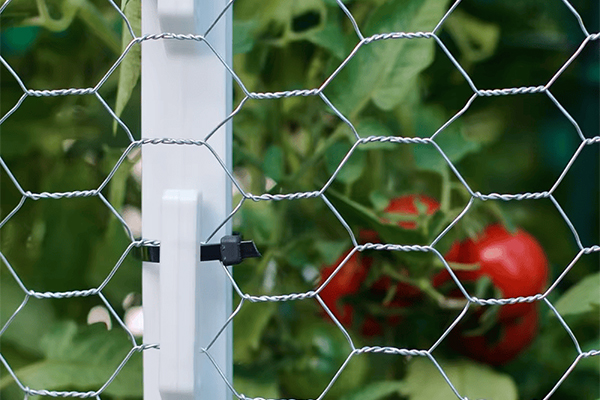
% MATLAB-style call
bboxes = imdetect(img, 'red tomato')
[318,249,369,327]
[451,303,539,365]
[384,194,440,229]
[318,248,407,336]
[435,224,549,321]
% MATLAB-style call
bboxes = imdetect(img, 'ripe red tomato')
[318,249,369,327]
[451,303,539,365]
[384,194,440,229]
[318,194,439,334]
[435,224,549,321]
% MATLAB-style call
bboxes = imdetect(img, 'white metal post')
[141,0,232,398]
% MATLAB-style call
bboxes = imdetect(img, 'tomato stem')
[419,280,468,310]
[440,166,452,214]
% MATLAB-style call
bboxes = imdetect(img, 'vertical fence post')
[141,0,232,398]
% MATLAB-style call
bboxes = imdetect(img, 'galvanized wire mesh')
[0,0,598,399]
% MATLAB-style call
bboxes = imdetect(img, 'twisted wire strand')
[140,32,206,42]
[476,85,546,96]
[362,31,434,43]
[29,288,99,300]
[23,388,98,398]
[248,88,320,99]
[584,135,600,145]
[246,191,321,201]
[473,191,551,201]
[24,189,98,200]
[238,397,294,400]
[581,350,600,358]
[354,346,429,357]
[26,88,96,97]
[357,243,431,252]
[470,294,545,306]
[244,290,317,303]
[359,135,432,144]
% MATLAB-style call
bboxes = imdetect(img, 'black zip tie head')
[201,234,261,266]
[221,235,242,266]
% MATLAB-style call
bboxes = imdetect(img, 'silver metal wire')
[0,0,597,398]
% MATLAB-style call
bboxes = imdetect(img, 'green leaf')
[0,26,40,56]
[77,0,122,54]
[325,141,365,184]
[88,148,138,301]
[239,200,278,244]
[554,272,600,317]
[340,381,405,400]
[263,145,285,182]
[0,321,142,397]
[461,108,505,145]
[235,376,280,399]
[369,190,389,211]
[235,0,325,43]
[444,10,500,63]
[305,9,348,59]
[578,338,600,373]
[113,0,141,134]
[0,279,55,356]
[234,367,281,399]
[88,212,139,304]
[371,36,435,111]
[401,358,518,400]
[315,239,350,264]
[234,20,258,54]
[233,302,277,363]
[413,106,480,172]
[327,0,452,116]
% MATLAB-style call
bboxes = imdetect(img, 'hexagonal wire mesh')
[0,0,598,399]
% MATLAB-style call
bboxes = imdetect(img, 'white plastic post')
[141,0,232,398]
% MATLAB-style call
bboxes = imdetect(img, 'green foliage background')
[0,0,598,399]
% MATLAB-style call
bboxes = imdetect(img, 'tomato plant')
[436,224,549,321]
[279,321,368,399]
[2,0,596,397]
[319,195,440,334]
[368,194,440,300]
[451,304,539,365]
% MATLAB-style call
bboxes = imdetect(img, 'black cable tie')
[136,234,260,266]
[135,243,161,263]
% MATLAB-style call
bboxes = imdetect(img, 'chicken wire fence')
[0,0,598,399]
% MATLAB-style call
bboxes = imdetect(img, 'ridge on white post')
[142,0,233,398]
[160,190,200,399]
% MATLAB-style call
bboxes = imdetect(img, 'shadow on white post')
[141,0,232,398]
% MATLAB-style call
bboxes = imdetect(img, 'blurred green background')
[0,0,598,399]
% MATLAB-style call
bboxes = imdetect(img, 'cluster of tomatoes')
[318,195,549,366]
